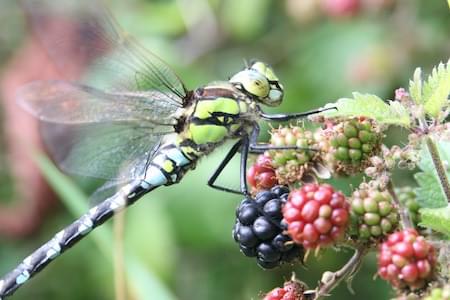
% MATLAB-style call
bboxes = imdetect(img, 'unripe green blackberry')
[316,118,383,175]
[267,126,317,185]
[424,285,450,300]
[350,184,399,241]
[395,187,421,227]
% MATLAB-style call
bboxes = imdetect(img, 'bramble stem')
[387,181,413,229]
[425,136,450,203]
[310,245,369,300]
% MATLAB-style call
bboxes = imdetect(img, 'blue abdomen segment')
[142,143,194,189]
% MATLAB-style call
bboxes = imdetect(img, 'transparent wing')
[21,0,188,100]
[18,80,178,179]
[18,80,181,125]
[40,121,169,180]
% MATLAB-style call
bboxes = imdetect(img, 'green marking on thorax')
[188,96,242,145]
[193,97,240,119]
[188,123,229,144]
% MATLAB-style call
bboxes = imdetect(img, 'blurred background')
[0,0,449,299]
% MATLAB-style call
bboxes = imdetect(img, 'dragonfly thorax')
[176,82,257,160]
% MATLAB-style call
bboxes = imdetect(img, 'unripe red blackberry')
[316,118,383,175]
[321,0,361,18]
[424,285,450,300]
[247,154,278,193]
[267,126,319,185]
[233,186,304,269]
[262,278,307,300]
[350,185,399,240]
[395,187,421,227]
[378,229,436,290]
[282,183,350,249]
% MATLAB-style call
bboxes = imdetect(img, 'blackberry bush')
[236,60,450,299]
[233,186,304,269]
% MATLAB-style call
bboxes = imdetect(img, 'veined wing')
[18,80,181,125]
[18,80,179,180]
[21,0,188,100]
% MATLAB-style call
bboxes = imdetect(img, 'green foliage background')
[0,0,449,299]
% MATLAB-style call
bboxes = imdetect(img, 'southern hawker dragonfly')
[0,1,330,298]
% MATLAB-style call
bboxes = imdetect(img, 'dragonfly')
[0,1,331,298]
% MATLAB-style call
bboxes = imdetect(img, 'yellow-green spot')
[194,98,239,120]
[189,124,228,144]
[162,160,174,173]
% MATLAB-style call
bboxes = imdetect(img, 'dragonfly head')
[229,60,284,107]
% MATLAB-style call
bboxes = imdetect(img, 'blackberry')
[262,278,308,300]
[267,126,318,185]
[247,154,278,193]
[378,229,436,290]
[283,183,350,249]
[395,186,421,227]
[350,184,399,241]
[316,117,383,175]
[233,186,304,269]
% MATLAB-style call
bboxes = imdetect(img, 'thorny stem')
[425,136,450,203]
[387,181,414,229]
[310,245,370,300]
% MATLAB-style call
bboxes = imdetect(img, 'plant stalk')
[311,245,369,300]
[425,136,450,203]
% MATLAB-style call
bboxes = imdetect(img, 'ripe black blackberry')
[233,186,304,269]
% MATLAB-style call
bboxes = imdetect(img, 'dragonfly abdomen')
[143,142,195,187]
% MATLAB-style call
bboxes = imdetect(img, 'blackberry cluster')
[263,279,308,300]
[350,185,398,240]
[378,229,436,290]
[247,154,278,193]
[233,186,304,269]
[283,183,350,249]
[267,126,317,185]
[317,118,382,175]
[395,187,421,227]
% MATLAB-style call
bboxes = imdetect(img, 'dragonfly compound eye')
[229,69,270,99]
[230,61,284,107]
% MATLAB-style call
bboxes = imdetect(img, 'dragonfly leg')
[260,106,336,122]
[207,139,247,195]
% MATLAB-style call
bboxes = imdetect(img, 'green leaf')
[322,92,411,127]
[414,141,450,208]
[423,59,450,117]
[419,205,450,237]
[409,67,423,104]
